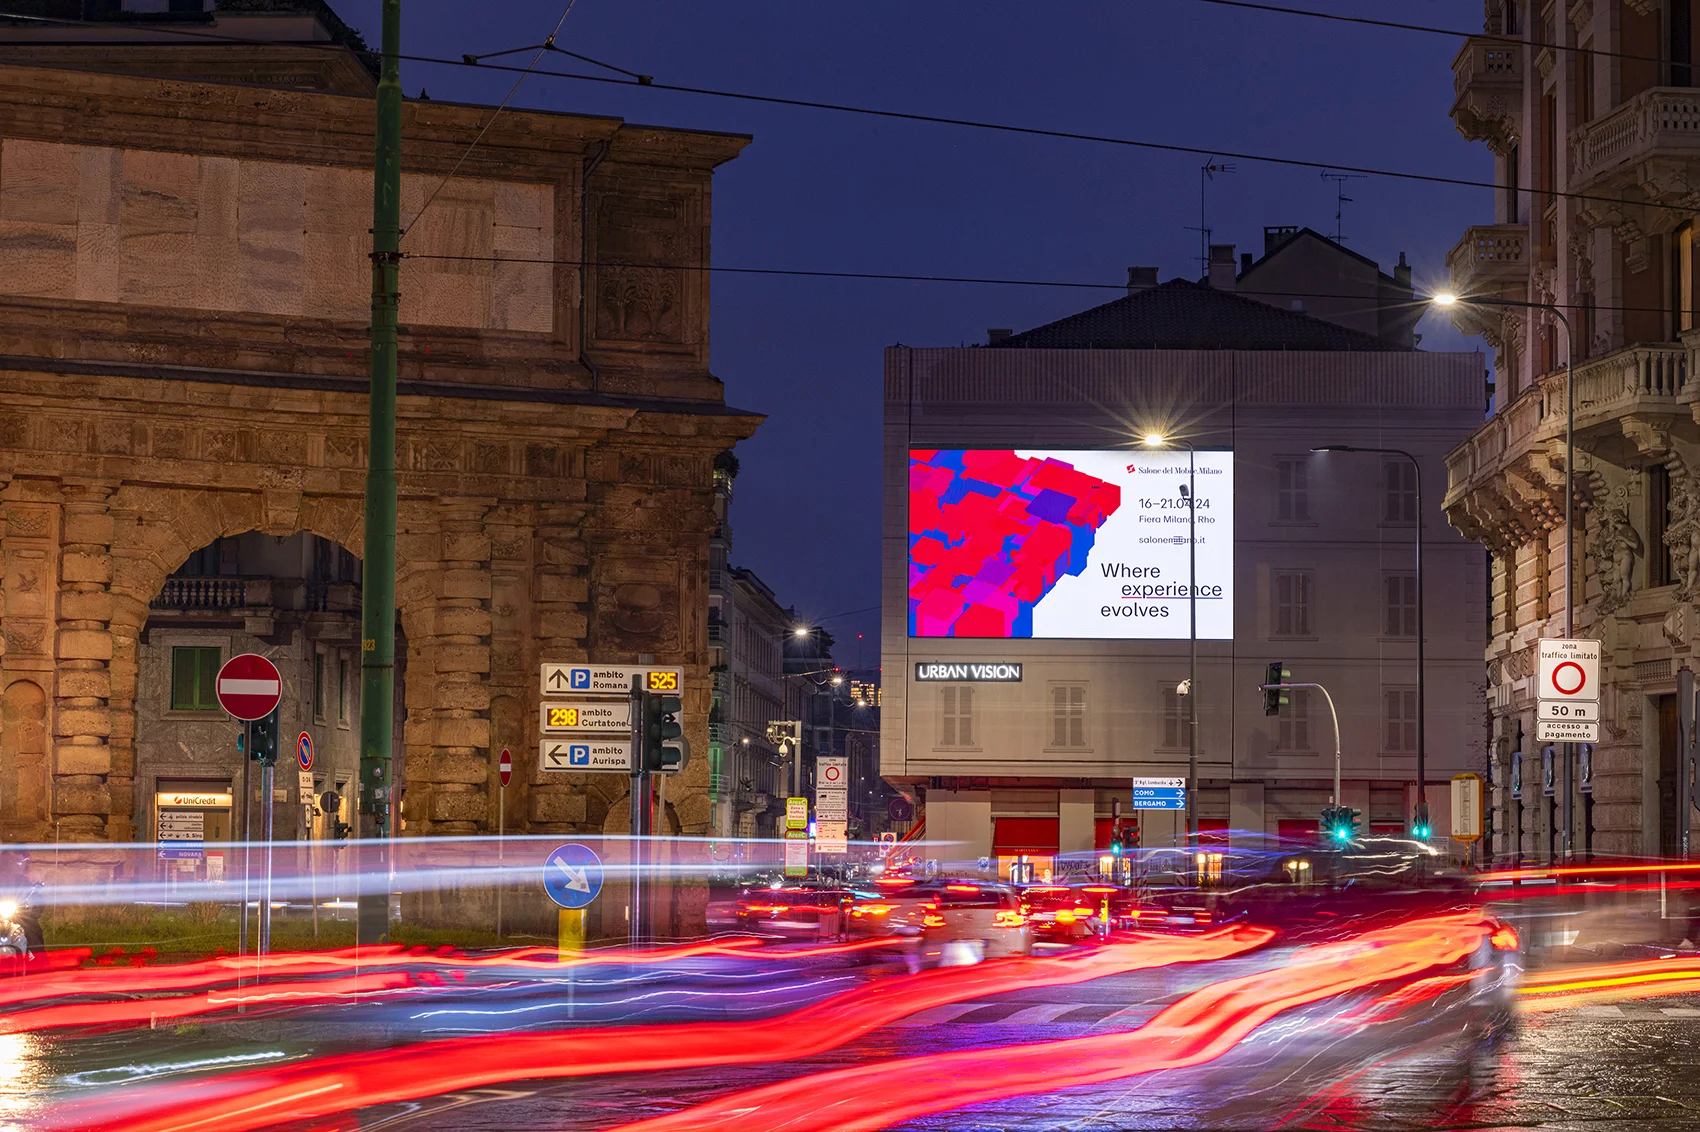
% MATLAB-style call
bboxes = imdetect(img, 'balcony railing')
[152,577,251,611]
[1575,88,1700,188]
[1445,343,1691,502]
[1445,225,1527,296]
[707,619,728,645]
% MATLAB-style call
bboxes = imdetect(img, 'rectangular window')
[1276,688,1311,751]
[941,686,975,747]
[1650,463,1675,588]
[1275,458,1309,521]
[170,646,221,711]
[1506,144,1520,224]
[1050,684,1086,748]
[1162,684,1187,749]
[1384,687,1418,753]
[1578,42,1594,123]
[337,657,348,723]
[1382,460,1418,523]
[1273,571,1313,637]
[1383,573,1418,637]
[312,651,326,722]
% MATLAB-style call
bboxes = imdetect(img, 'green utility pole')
[357,0,402,948]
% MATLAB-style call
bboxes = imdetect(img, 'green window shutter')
[171,648,195,710]
[197,648,219,710]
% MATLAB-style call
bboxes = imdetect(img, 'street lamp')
[1142,432,1198,846]
[1312,444,1426,836]
[1434,290,1577,860]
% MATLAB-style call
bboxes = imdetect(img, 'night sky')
[348,0,1488,664]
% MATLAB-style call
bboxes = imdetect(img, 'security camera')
[1176,679,1192,695]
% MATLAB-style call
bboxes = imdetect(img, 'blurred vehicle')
[0,882,43,977]
[710,882,854,941]
[1020,884,1098,942]
[848,878,1032,968]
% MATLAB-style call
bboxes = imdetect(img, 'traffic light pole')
[357,0,402,949]
[1262,680,1342,806]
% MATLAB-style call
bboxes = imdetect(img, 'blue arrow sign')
[543,843,604,910]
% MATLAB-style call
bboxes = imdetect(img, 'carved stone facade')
[0,64,760,853]
[1444,1,1700,859]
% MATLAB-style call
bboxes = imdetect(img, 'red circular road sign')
[498,747,512,788]
[822,764,844,785]
[297,731,314,772]
[1551,661,1588,697]
[215,653,282,721]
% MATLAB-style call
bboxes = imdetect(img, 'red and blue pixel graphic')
[909,450,1122,637]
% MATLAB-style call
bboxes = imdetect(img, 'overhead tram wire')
[397,252,1686,319]
[1189,0,1671,67]
[399,0,582,241]
[0,11,1666,214]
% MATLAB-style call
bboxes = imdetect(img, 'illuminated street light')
[1139,430,1198,848]
[1430,288,1576,859]
[793,626,811,638]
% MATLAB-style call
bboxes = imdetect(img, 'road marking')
[999,1002,1088,1025]
[1659,1007,1700,1017]
[1571,1005,1626,1017]
[891,1003,988,1027]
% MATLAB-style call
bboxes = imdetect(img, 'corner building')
[1444,0,1700,858]
[884,234,1487,871]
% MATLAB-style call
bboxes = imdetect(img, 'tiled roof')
[990,278,1411,352]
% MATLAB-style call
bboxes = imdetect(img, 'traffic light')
[1109,820,1124,856]
[249,708,279,765]
[1411,802,1432,840]
[1262,662,1290,716]
[640,689,687,773]
[1322,806,1360,843]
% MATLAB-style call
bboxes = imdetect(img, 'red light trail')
[606,913,1498,1132]
[42,927,1274,1132]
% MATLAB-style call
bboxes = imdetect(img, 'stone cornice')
[0,63,749,178]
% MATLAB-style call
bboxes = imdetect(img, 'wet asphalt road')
[8,959,1700,1131]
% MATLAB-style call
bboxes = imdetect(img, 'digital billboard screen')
[908,448,1232,639]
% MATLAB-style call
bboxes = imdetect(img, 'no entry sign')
[216,653,282,721]
[498,747,512,788]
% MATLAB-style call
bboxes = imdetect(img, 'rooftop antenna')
[1320,170,1367,243]
[1185,157,1236,277]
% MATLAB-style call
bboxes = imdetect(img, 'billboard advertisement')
[908,448,1232,639]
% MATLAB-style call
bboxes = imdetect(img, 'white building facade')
[883,282,1488,870]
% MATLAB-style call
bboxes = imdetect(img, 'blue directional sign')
[543,843,604,910]
[569,744,590,767]
[570,667,591,690]
[1130,777,1187,811]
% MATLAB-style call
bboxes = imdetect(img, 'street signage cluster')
[1450,773,1482,842]
[1537,639,1600,742]
[536,664,681,773]
[1130,776,1186,811]
[815,756,849,854]
[784,795,809,876]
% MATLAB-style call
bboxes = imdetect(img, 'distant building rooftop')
[989,277,1411,352]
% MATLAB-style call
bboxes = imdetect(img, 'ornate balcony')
[1451,36,1522,154]
[1444,343,1692,550]
[1445,225,1528,322]
[1573,88,1700,198]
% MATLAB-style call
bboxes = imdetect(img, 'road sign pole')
[629,678,647,947]
[357,0,402,950]
[238,721,251,970]
[496,781,504,940]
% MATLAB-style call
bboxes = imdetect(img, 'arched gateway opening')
[138,531,405,882]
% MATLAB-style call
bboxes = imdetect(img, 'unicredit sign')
[914,662,1022,682]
